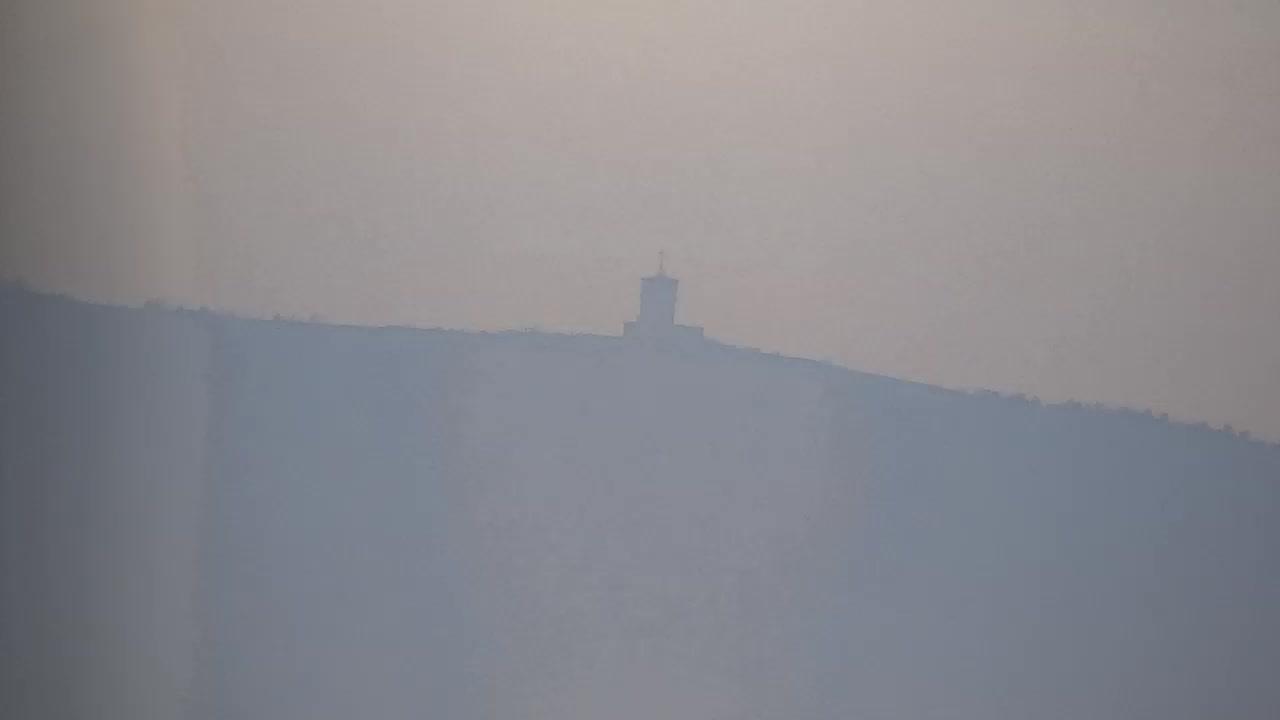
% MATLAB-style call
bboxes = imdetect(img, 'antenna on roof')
[658,250,665,275]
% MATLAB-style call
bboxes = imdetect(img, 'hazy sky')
[3,0,1279,439]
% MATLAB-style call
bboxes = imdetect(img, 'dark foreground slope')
[3,286,1278,720]
[1,289,210,719]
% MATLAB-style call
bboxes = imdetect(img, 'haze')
[3,0,1279,438]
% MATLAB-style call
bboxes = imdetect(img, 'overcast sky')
[3,0,1279,439]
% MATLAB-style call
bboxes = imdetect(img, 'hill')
[2,285,1277,719]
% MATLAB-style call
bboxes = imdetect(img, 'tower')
[636,256,678,329]
[623,253,705,343]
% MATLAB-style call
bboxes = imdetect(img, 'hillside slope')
[3,287,1278,719]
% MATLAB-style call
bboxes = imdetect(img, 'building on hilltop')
[623,254,705,346]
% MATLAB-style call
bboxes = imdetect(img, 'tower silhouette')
[623,254,704,344]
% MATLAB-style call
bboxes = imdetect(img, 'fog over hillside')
[3,284,1278,719]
